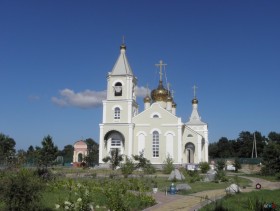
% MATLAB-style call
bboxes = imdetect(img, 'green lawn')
[201,189,280,211]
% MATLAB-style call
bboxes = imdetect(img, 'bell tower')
[99,43,138,164]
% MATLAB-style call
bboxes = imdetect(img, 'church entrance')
[185,143,195,163]
[78,153,83,162]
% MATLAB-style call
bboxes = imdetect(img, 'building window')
[114,82,122,96]
[111,138,121,147]
[152,131,159,157]
[114,107,120,119]
[153,114,159,118]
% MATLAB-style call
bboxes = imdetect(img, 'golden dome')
[192,98,198,104]
[120,44,126,50]
[144,95,151,103]
[151,81,169,102]
[167,95,173,102]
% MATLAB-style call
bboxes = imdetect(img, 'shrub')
[162,156,175,174]
[121,156,135,178]
[199,162,210,173]
[275,172,280,180]
[143,163,156,174]
[36,167,55,181]
[187,170,201,183]
[0,169,45,210]
[214,170,228,183]
[216,159,226,171]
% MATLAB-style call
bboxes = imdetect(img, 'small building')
[73,140,88,167]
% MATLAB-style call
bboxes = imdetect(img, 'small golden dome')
[144,95,151,103]
[192,98,198,104]
[167,95,173,102]
[151,81,169,102]
[120,44,126,50]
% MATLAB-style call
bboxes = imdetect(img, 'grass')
[242,173,280,182]
[201,189,280,211]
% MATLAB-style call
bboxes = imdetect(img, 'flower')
[55,204,60,209]
[65,206,69,210]
[77,198,82,202]
[64,201,71,205]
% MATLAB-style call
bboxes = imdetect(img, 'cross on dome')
[155,60,167,82]
[192,85,198,98]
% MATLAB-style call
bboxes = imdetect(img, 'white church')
[98,43,208,167]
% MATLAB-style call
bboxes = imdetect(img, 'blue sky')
[1,1,280,150]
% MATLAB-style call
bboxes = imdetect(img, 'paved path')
[144,176,280,211]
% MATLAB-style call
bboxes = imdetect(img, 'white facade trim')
[135,124,150,126]
[102,101,107,123]
[111,105,123,110]
[177,124,182,163]
[150,112,162,118]
[99,124,104,163]
[112,79,125,86]
[136,131,147,136]
[150,128,162,134]
[128,124,133,156]
[164,131,176,136]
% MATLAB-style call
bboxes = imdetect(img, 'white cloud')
[135,86,150,98]
[52,86,150,109]
[52,89,106,109]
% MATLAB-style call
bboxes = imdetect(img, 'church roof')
[111,44,133,76]
[186,98,207,125]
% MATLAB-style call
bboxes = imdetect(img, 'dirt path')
[239,176,280,191]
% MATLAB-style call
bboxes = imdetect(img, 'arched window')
[114,107,120,119]
[114,82,122,96]
[152,131,159,157]
[153,114,159,118]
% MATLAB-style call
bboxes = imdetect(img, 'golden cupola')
[151,80,169,102]
[144,95,151,103]
[192,98,198,104]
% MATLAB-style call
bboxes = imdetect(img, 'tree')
[84,138,99,167]
[268,131,280,143]
[0,133,16,165]
[233,158,242,172]
[38,135,58,167]
[261,141,280,175]
[216,137,234,158]
[16,149,27,167]
[237,131,266,158]
[208,143,219,158]
[102,148,123,170]
[59,144,74,164]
